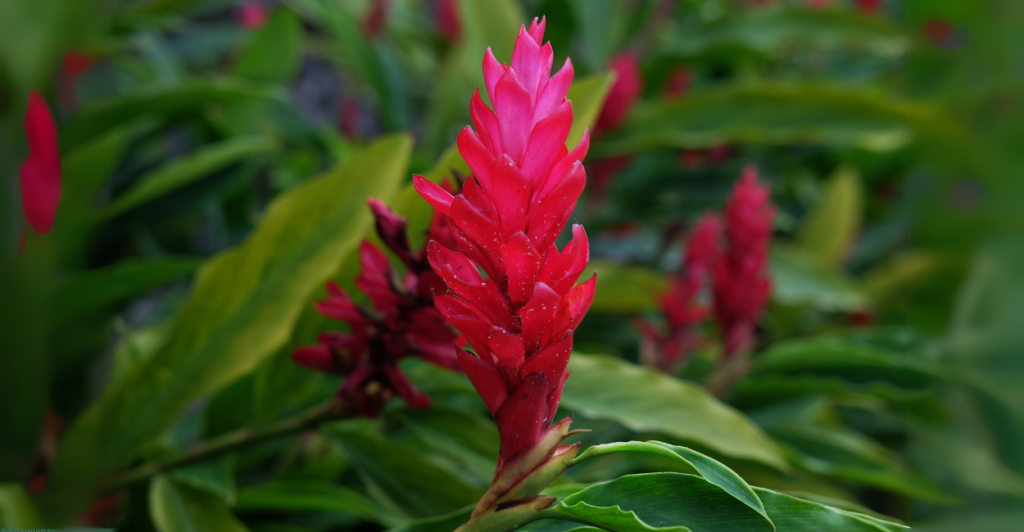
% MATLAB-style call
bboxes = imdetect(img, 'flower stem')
[104,398,353,490]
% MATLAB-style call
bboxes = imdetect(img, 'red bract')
[712,166,774,358]
[596,53,642,134]
[436,0,462,42]
[642,215,721,370]
[414,18,595,479]
[293,200,460,418]
[20,91,61,235]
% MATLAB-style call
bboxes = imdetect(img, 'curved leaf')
[40,134,412,522]
[572,441,769,522]
[545,472,772,531]
[150,476,248,532]
[234,480,382,522]
[590,261,667,313]
[107,136,276,216]
[797,167,864,267]
[234,9,303,83]
[754,488,907,532]
[771,248,870,312]
[562,353,788,470]
[664,6,907,58]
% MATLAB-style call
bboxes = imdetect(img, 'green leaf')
[170,455,236,504]
[107,136,276,216]
[234,480,382,522]
[331,426,484,521]
[234,9,303,83]
[60,80,284,152]
[561,353,788,470]
[753,488,907,532]
[0,484,40,528]
[50,258,202,324]
[797,167,864,267]
[567,0,627,71]
[771,247,870,312]
[663,6,908,58]
[384,505,474,532]
[391,407,500,487]
[40,134,412,522]
[565,72,616,150]
[600,84,954,154]
[751,337,940,388]
[573,441,769,521]
[150,475,249,532]
[589,261,667,313]
[545,472,771,531]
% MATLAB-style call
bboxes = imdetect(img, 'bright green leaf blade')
[664,6,908,58]
[107,136,275,216]
[565,71,616,149]
[234,9,302,83]
[561,353,788,470]
[753,488,907,532]
[234,480,383,522]
[41,134,412,522]
[589,261,667,312]
[0,484,41,528]
[50,257,202,324]
[573,441,769,522]
[547,472,771,531]
[751,337,941,387]
[599,84,960,154]
[150,476,249,532]
[797,167,864,266]
[60,80,284,152]
[331,426,484,521]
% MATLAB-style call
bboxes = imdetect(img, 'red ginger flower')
[293,199,460,418]
[642,215,722,370]
[414,18,595,473]
[595,53,642,135]
[713,166,774,359]
[21,91,62,235]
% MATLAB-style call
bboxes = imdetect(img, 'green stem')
[104,399,353,490]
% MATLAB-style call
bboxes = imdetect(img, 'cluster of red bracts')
[643,166,774,369]
[414,18,596,485]
[292,199,460,418]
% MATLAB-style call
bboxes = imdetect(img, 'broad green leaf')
[753,487,907,532]
[863,252,936,300]
[107,136,276,216]
[331,426,484,521]
[170,455,236,504]
[589,261,667,313]
[0,484,40,528]
[40,135,412,522]
[544,472,771,531]
[914,424,1024,499]
[234,9,303,83]
[771,247,870,311]
[664,6,907,58]
[567,0,627,71]
[797,167,863,266]
[573,441,769,521]
[150,475,248,532]
[234,480,382,522]
[562,353,788,470]
[385,505,474,532]
[751,337,940,388]
[112,320,171,386]
[565,71,616,150]
[51,258,202,324]
[599,84,960,154]
[391,408,500,487]
[60,80,284,151]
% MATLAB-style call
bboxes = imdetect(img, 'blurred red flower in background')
[20,91,62,236]
[595,53,642,135]
[237,2,268,29]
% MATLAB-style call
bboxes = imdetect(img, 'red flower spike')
[414,19,596,506]
[595,53,643,135]
[713,166,774,359]
[20,91,62,235]
[642,214,722,370]
[293,201,460,418]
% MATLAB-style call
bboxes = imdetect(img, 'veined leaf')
[797,167,864,267]
[562,353,788,470]
[754,487,907,532]
[150,476,248,532]
[107,136,276,216]
[60,80,284,151]
[40,135,412,522]
[234,480,383,522]
[573,441,769,521]
[664,6,908,58]
[599,84,958,154]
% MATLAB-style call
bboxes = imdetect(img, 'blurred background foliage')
[0,0,1022,530]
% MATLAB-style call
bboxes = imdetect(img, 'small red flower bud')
[20,91,61,235]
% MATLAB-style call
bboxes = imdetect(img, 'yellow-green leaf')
[798,167,863,266]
